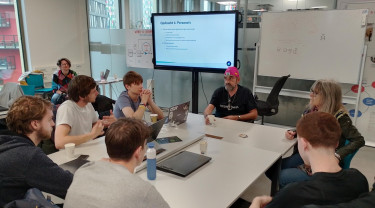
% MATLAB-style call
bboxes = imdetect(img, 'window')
[0,0,25,87]
[88,0,120,29]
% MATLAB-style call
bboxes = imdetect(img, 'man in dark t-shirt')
[250,112,369,208]
[203,67,257,124]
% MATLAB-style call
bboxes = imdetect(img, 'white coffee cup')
[150,114,158,123]
[200,140,208,154]
[64,143,75,158]
[207,115,216,125]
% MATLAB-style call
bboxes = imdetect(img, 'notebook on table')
[157,151,212,177]
[167,101,190,125]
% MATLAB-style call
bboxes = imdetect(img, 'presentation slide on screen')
[154,14,236,69]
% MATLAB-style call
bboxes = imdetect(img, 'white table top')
[48,123,205,171]
[177,113,296,155]
[96,78,122,84]
[48,114,295,207]
[138,138,280,208]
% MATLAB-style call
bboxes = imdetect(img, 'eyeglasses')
[310,89,319,96]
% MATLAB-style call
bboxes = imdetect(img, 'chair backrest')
[25,74,45,89]
[20,85,35,96]
[342,139,359,169]
[265,75,290,107]
[0,82,24,107]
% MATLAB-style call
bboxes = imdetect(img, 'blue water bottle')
[147,142,157,180]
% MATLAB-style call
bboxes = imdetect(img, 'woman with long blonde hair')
[280,79,365,188]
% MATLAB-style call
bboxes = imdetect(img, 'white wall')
[22,0,91,79]
[241,0,336,11]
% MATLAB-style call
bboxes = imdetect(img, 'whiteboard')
[258,9,367,84]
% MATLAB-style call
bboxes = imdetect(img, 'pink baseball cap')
[224,66,239,78]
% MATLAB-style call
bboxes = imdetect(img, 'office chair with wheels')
[256,75,290,125]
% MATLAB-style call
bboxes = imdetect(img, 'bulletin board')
[125,29,154,69]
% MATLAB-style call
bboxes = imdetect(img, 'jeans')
[51,93,66,105]
[281,152,304,169]
[279,153,311,189]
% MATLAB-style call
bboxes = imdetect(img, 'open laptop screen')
[167,101,190,125]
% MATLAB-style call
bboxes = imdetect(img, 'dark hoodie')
[0,133,73,206]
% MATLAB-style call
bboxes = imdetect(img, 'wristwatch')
[237,115,241,120]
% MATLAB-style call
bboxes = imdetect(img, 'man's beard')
[36,127,52,140]
[225,83,236,92]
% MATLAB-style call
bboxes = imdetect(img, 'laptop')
[167,101,190,125]
[147,117,167,143]
[0,105,8,112]
[103,69,110,81]
[157,151,212,177]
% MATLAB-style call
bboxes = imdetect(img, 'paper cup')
[64,143,75,158]
[207,115,215,125]
[150,114,158,123]
[200,140,208,154]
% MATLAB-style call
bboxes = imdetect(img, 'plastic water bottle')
[147,142,157,180]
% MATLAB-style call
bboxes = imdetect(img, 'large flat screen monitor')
[152,11,238,73]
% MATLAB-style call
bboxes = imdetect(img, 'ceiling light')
[217,1,237,6]
[310,6,327,9]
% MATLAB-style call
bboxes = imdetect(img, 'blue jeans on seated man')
[280,153,311,189]
[51,93,66,105]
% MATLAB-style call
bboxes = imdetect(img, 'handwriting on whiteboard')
[276,47,298,55]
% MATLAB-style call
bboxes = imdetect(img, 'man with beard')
[204,66,257,124]
[0,96,73,206]
[55,75,116,149]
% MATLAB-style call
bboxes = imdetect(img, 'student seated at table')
[51,58,78,105]
[203,66,257,124]
[303,180,375,208]
[280,79,365,188]
[54,75,116,149]
[0,96,73,206]
[113,71,164,120]
[64,118,170,208]
[249,112,368,208]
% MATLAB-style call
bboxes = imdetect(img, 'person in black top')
[204,67,257,124]
[0,96,73,206]
[303,180,375,208]
[250,112,368,208]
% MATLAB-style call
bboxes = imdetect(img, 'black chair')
[92,94,116,119]
[256,75,290,125]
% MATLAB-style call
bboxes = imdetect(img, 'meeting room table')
[48,113,296,207]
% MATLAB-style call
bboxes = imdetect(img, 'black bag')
[4,188,60,208]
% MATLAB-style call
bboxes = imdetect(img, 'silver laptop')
[167,101,190,125]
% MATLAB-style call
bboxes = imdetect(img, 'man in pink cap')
[203,66,257,124]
